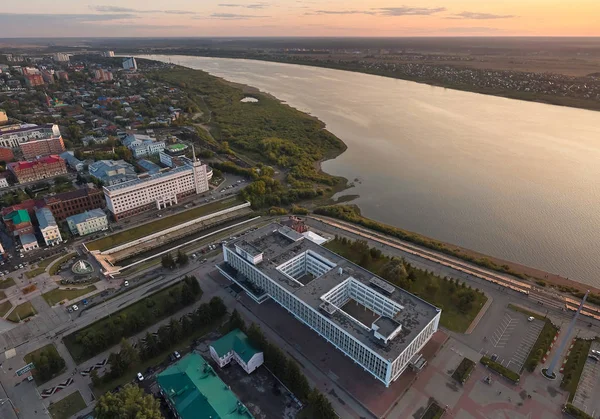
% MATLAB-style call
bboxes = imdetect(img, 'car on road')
[137,372,144,381]
[72,304,79,311]
[124,281,130,287]
[18,264,23,269]
[527,316,535,322]
[174,351,181,359]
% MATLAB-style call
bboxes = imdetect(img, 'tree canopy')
[94,384,162,419]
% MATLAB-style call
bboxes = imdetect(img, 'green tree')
[119,338,139,368]
[66,124,82,141]
[142,332,160,360]
[94,384,162,419]
[90,369,102,387]
[168,318,183,342]
[308,388,337,419]
[209,297,227,318]
[176,250,188,266]
[227,309,246,332]
[161,253,176,269]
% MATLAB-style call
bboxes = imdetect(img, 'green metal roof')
[167,143,187,151]
[157,353,254,419]
[210,329,260,364]
[8,209,30,225]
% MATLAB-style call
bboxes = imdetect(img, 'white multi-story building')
[122,57,137,70]
[103,51,115,58]
[35,207,62,246]
[66,209,108,236]
[0,123,61,149]
[218,224,441,387]
[52,53,70,62]
[0,177,8,189]
[103,157,209,220]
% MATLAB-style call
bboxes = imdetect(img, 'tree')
[176,250,188,266]
[209,297,227,318]
[90,369,102,387]
[247,323,267,349]
[168,318,183,343]
[95,384,162,419]
[161,253,176,269]
[227,309,246,332]
[119,338,139,368]
[66,124,82,141]
[184,275,202,297]
[308,388,337,419]
[142,332,160,360]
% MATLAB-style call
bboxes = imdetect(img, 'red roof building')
[19,136,65,159]
[7,155,67,184]
[24,74,44,87]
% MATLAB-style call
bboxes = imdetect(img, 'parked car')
[137,372,144,381]
[72,305,78,311]
[124,281,130,287]
[527,316,535,322]
[173,351,181,359]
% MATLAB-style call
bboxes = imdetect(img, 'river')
[141,55,600,287]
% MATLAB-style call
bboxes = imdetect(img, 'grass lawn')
[38,254,63,269]
[48,390,87,419]
[86,197,244,251]
[0,290,5,299]
[26,267,46,279]
[48,253,77,276]
[324,239,487,333]
[24,344,67,386]
[421,402,445,419]
[42,285,97,306]
[7,301,36,322]
[0,278,16,289]
[0,300,12,317]
[93,319,221,397]
[64,281,199,363]
[561,338,592,401]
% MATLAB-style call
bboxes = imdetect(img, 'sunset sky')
[1,0,599,37]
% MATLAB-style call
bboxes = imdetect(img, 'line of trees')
[161,250,188,270]
[228,310,336,419]
[94,297,227,386]
[71,276,202,359]
[95,383,162,419]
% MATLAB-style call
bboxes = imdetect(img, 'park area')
[24,344,67,385]
[86,197,243,251]
[324,237,487,332]
[7,301,36,322]
[42,285,97,306]
[48,391,87,419]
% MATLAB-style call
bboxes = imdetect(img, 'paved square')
[573,340,600,417]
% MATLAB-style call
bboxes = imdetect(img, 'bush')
[452,358,475,384]
[268,206,287,215]
[564,403,594,419]
[480,356,520,383]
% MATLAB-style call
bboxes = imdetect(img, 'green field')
[42,285,97,306]
[86,197,244,251]
[561,338,593,400]
[0,300,12,317]
[7,301,36,322]
[0,278,16,289]
[325,238,487,332]
[48,391,86,419]
[26,267,46,279]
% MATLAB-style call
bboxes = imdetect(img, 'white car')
[72,305,79,311]
[527,316,535,322]
[124,281,130,287]
[137,372,144,381]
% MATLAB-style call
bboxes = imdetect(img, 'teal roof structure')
[156,353,254,419]
[8,209,30,225]
[210,329,261,364]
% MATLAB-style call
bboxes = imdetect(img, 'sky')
[0,0,599,37]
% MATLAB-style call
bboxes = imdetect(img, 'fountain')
[71,259,94,276]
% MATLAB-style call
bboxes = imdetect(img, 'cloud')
[308,6,446,16]
[209,13,270,19]
[91,5,196,14]
[219,3,269,9]
[441,26,502,32]
[0,12,136,23]
[376,6,446,16]
[448,11,515,19]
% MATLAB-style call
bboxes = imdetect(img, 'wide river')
[143,55,600,287]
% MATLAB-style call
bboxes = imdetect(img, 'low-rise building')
[159,143,188,168]
[60,151,84,171]
[35,207,62,246]
[66,209,108,236]
[44,186,105,221]
[209,329,264,374]
[137,159,161,174]
[0,146,14,161]
[3,209,34,236]
[157,353,254,419]
[19,135,65,159]
[20,233,39,252]
[0,110,7,125]
[7,155,67,183]
[81,136,109,146]
[0,177,8,189]
[0,123,61,149]
[123,134,165,158]
[94,69,113,82]
[88,159,137,186]
[103,157,209,220]
[25,74,44,87]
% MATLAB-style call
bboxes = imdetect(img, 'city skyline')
[1,0,599,37]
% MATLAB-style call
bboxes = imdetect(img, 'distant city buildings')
[0,123,61,149]
[122,57,137,70]
[24,73,44,87]
[94,69,114,82]
[45,186,105,221]
[35,207,62,246]
[19,135,65,159]
[56,71,69,81]
[103,51,115,58]
[103,157,209,220]
[52,53,70,62]
[123,134,165,158]
[88,159,137,186]
[7,155,67,183]
[66,209,108,236]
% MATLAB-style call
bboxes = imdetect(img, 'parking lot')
[573,341,600,417]
[478,308,544,373]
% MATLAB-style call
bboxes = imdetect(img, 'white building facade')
[0,124,61,148]
[219,225,441,387]
[103,159,209,220]
[35,207,62,246]
[66,209,109,236]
